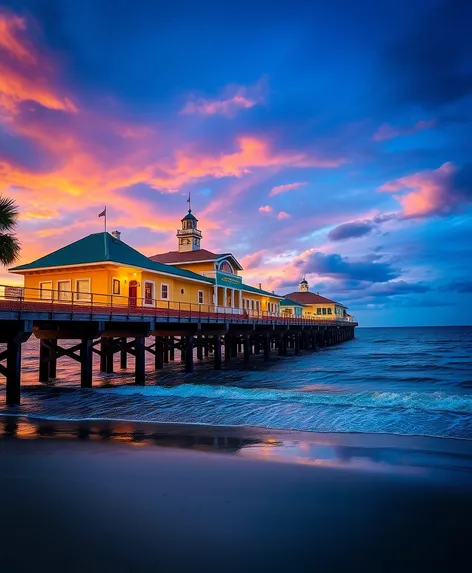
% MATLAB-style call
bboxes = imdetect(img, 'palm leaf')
[0,233,21,266]
[0,196,19,232]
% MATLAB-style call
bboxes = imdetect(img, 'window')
[198,290,204,304]
[75,279,91,301]
[112,279,120,295]
[57,280,72,301]
[219,261,234,274]
[144,281,154,305]
[317,308,321,315]
[161,284,169,300]
[39,281,53,300]
[328,308,332,315]
[322,307,327,315]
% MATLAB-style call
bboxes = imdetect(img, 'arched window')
[219,260,234,274]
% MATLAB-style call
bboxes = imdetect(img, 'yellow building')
[9,207,283,316]
[283,278,350,320]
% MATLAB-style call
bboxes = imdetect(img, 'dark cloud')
[303,252,399,283]
[328,221,374,241]
[384,0,472,109]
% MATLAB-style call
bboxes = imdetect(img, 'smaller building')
[284,278,350,320]
[280,298,305,317]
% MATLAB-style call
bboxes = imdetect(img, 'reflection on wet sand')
[2,417,472,485]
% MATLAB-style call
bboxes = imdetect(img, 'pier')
[0,286,356,405]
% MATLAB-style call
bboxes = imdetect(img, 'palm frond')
[0,233,21,266]
[0,196,19,232]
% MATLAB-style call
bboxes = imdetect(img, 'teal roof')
[182,210,198,221]
[10,232,213,284]
[241,283,283,299]
[280,298,306,307]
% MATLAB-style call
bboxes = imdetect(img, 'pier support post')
[263,333,271,362]
[100,338,107,372]
[80,339,93,388]
[163,337,169,364]
[243,334,251,365]
[294,332,300,355]
[39,339,50,382]
[169,337,175,361]
[204,342,209,358]
[135,337,145,385]
[214,335,222,370]
[197,336,203,361]
[6,339,22,406]
[185,335,194,373]
[120,338,127,369]
[49,339,57,379]
[224,335,231,364]
[155,336,164,370]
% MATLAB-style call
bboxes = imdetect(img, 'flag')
[98,207,106,218]
[186,193,191,205]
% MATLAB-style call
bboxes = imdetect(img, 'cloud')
[372,120,436,141]
[240,250,268,269]
[181,80,266,118]
[302,252,400,283]
[328,220,374,241]
[0,12,35,63]
[259,205,272,213]
[378,162,472,218]
[442,280,472,293]
[277,211,290,220]
[269,181,307,196]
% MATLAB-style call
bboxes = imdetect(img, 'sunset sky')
[1,0,471,326]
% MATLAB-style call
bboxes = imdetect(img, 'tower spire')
[187,192,191,213]
[177,195,202,252]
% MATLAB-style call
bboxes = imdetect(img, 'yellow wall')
[301,303,344,318]
[172,261,216,274]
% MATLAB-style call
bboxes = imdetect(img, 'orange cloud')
[277,211,290,220]
[259,205,272,213]
[269,181,307,196]
[0,12,36,63]
[0,11,77,115]
[378,162,460,218]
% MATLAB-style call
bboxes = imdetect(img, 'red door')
[128,281,138,308]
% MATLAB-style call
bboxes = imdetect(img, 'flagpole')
[105,206,107,233]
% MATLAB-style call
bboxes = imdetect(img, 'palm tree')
[0,196,20,266]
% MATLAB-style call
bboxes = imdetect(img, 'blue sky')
[1,0,471,326]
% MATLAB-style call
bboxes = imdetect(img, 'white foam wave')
[105,384,472,414]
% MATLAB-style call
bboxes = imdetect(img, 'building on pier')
[9,205,283,316]
[283,278,349,320]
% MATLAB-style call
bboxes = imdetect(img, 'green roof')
[10,232,213,284]
[182,210,198,221]
[241,283,283,299]
[280,298,306,307]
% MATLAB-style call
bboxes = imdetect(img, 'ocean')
[1,326,472,440]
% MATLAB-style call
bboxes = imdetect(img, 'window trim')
[75,278,91,302]
[143,280,155,307]
[160,283,169,301]
[39,281,53,301]
[197,290,204,305]
[112,277,121,296]
[57,279,72,302]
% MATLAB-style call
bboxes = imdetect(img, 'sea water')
[1,326,471,439]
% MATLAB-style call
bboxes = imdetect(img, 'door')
[129,280,138,308]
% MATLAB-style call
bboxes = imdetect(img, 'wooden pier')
[0,292,356,405]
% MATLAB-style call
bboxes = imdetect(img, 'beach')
[1,418,471,573]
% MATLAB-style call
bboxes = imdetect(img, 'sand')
[1,418,471,573]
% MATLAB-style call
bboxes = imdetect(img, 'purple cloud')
[303,252,400,283]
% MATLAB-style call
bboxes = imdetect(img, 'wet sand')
[1,418,471,573]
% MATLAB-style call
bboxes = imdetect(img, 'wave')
[105,384,472,415]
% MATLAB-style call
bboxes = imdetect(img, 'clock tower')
[177,197,202,252]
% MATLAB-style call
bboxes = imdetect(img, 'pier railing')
[0,284,356,326]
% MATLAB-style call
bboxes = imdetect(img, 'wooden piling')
[214,335,222,370]
[134,337,145,385]
[120,337,127,369]
[6,339,22,406]
[155,336,164,369]
[80,339,93,388]
[243,334,250,365]
[185,335,194,373]
[39,339,50,382]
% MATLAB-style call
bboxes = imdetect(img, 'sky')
[0,0,471,327]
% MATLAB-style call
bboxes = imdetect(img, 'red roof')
[150,249,243,269]
[283,291,345,307]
